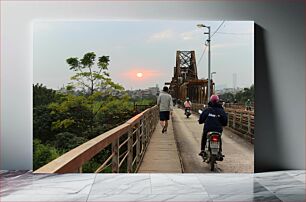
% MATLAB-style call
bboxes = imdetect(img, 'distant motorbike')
[246,106,252,111]
[185,108,191,118]
[198,109,224,171]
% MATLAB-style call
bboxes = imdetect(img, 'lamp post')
[197,24,211,103]
[211,71,216,80]
[211,72,216,94]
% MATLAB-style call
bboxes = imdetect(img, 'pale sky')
[34,20,254,90]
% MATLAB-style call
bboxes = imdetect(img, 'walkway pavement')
[138,116,182,173]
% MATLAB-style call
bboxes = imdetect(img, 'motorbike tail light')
[211,135,219,142]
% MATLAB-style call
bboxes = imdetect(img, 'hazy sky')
[34,20,254,90]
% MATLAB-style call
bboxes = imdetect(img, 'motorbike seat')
[207,131,222,136]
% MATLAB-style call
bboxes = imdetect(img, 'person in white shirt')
[157,86,173,133]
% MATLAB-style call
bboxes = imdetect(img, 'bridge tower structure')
[166,50,214,104]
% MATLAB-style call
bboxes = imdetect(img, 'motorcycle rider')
[198,95,228,158]
[245,99,252,111]
[184,97,192,115]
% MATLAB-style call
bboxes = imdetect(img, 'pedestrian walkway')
[138,117,182,173]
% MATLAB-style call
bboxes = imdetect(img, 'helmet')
[210,95,219,103]
[186,97,189,101]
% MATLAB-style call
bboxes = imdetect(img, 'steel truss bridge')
[165,50,214,104]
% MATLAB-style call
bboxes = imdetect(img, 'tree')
[33,105,56,143]
[33,139,60,170]
[33,84,62,143]
[48,94,93,137]
[66,52,126,131]
[54,132,87,151]
[95,95,134,131]
[66,52,123,95]
[219,92,235,102]
[217,84,254,105]
[235,84,254,104]
[33,83,59,107]
[33,52,139,172]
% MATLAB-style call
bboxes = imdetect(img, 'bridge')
[34,51,254,174]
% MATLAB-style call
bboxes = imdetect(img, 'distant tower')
[233,73,237,93]
[156,84,160,96]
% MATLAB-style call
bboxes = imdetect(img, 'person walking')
[157,86,173,133]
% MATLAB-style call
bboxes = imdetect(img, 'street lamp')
[211,72,216,80]
[197,24,211,103]
[211,72,216,94]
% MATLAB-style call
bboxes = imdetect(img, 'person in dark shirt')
[198,95,228,157]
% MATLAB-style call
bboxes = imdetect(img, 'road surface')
[172,107,254,173]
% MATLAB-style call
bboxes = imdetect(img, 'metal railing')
[223,103,254,111]
[226,108,254,143]
[191,103,254,144]
[34,105,159,174]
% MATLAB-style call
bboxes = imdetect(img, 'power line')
[197,45,207,65]
[211,21,225,38]
[216,31,253,35]
[197,21,225,66]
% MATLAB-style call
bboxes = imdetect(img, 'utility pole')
[206,26,211,103]
[197,24,211,103]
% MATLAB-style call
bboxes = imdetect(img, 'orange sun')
[136,72,143,78]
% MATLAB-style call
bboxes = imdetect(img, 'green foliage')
[33,83,59,107]
[48,94,93,136]
[54,132,87,151]
[33,105,56,143]
[33,139,60,170]
[66,52,123,95]
[82,160,101,173]
[219,92,235,102]
[235,84,254,104]
[95,96,134,126]
[134,98,156,106]
[219,84,254,104]
[33,52,143,172]
[82,149,112,173]
[33,84,63,143]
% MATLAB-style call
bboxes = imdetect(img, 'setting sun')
[136,72,143,78]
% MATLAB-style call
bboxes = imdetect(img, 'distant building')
[126,86,160,99]
[215,87,243,95]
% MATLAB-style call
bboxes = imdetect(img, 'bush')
[54,132,87,151]
[33,139,60,170]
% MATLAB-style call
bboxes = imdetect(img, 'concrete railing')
[34,105,159,174]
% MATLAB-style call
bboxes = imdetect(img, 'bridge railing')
[226,108,254,144]
[190,103,254,144]
[223,103,255,111]
[34,105,159,174]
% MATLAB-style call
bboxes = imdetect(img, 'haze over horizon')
[34,20,254,91]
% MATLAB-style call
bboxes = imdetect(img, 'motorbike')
[246,106,252,111]
[198,109,224,171]
[185,107,191,118]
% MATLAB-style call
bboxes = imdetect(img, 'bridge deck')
[138,117,182,173]
[172,107,254,173]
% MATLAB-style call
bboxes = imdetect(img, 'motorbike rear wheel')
[210,156,215,171]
